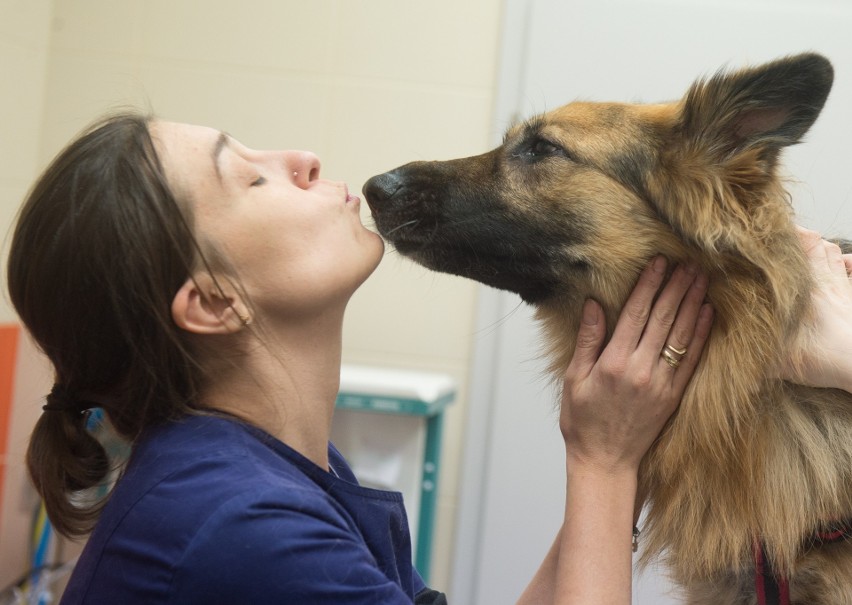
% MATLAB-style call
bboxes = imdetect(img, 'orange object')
[0,325,20,525]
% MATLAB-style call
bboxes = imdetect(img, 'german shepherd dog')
[364,54,852,604]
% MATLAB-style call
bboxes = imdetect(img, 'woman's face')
[150,120,384,322]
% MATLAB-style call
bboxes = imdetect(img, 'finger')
[799,228,832,279]
[795,225,821,247]
[566,299,606,379]
[636,262,699,357]
[795,225,823,259]
[823,240,847,280]
[843,254,852,277]
[655,270,709,370]
[671,303,714,393]
[609,256,668,351]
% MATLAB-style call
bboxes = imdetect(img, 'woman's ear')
[171,273,251,334]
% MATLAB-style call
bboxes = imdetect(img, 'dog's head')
[365,53,833,356]
[367,54,848,578]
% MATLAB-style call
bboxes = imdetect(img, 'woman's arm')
[519,257,713,605]
[783,227,852,394]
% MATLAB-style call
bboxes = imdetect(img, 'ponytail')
[27,405,109,536]
[8,112,208,536]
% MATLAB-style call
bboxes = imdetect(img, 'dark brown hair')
[7,112,208,537]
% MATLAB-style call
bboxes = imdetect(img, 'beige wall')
[0,0,503,595]
[0,0,52,322]
[0,0,55,590]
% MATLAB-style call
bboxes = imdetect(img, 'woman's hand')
[524,257,713,605]
[782,226,852,393]
[559,257,714,475]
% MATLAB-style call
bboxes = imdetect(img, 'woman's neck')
[199,311,345,470]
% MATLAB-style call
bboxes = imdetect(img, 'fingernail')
[582,299,599,325]
[652,256,666,274]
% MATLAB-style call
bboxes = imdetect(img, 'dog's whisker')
[383,219,420,237]
[474,298,524,338]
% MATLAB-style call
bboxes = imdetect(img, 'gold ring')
[661,347,681,368]
[665,344,687,357]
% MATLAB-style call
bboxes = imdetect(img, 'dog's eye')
[509,136,572,164]
[529,139,562,156]
[517,137,568,162]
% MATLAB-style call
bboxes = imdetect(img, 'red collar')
[754,540,789,605]
[754,521,852,605]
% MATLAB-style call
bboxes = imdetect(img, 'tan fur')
[365,53,848,603]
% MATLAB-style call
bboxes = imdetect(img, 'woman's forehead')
[149,120,222,154]
[149,121,225,204]
[151,121,224,166]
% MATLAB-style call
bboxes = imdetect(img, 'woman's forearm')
[555,466,638,605]
[518,466,638,605]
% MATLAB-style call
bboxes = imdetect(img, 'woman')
[7,113,850,604]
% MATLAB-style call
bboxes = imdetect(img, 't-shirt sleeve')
[167,488,417,605]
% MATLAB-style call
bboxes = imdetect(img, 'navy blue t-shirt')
[59,415,443,604]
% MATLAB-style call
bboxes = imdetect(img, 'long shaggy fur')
[364,53,850,604]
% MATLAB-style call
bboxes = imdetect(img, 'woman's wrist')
[566,454,640,494]
[565,443,643,483]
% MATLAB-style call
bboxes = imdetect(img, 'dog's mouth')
[363,168,578,304]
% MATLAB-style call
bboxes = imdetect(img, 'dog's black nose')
[363,171,403,204]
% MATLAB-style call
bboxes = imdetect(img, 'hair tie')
[42,384,89,413]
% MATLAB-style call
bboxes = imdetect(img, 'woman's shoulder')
[123,414,330,501]
[62,415,372,604]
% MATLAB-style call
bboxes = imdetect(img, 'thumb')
[567,299,606,377]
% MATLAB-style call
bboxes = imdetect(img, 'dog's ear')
[649,55,833,263]
[678,53,833,164]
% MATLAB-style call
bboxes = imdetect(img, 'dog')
[364,53,852,604]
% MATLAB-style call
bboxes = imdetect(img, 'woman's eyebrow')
[211,131,231,181]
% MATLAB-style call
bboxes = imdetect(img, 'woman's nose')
[285,151,321,186]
